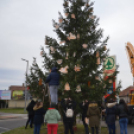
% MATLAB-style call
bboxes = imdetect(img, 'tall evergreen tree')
[26,0,121,105]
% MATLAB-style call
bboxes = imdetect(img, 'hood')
[88,103,98,108]
[33,102,43,111]
[51,67,57,72]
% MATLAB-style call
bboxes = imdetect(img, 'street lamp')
[21,58,29,112]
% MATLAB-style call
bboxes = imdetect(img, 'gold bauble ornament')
[64,82,70,91]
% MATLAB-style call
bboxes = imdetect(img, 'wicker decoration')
[76,85,81,92]
[57,59,63,64]
[96,51,100,57]
[67,36,70,40]
[82,44,88,49]
[71,14,75,19]
[74,65,81,72]
[69,33,76,40]
[50,46,55,53]
[59,18,63,23]
[64,82,70,91]
[96,57,101,64]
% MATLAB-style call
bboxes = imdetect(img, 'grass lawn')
[3,123,108,134]
[0,108,27,114]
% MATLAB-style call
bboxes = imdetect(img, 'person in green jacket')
[45,103,61,134]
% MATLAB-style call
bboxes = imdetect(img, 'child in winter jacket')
[45,103,61,134]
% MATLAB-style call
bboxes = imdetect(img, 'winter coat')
[106,103,116,125]
[87,103,100,127]
[61,99,76,123]
[45,108,61,124]
[79,102,89,121]
[45,67,60,86]
[33,102,46,125]
[26,100,36,115]
[116,104,129,119]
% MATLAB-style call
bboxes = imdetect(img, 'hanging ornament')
[71,14,76,19]
[40,51,44,56]
[66,52,69,59]
[69,32,76,40]
[64,1,68,6]
[96,57,101,65]
[59,66,69,74]
[77,34,80,39]
[95,76,100,80]
[55,24,59,29]
[88,81,90,87]
[57,59,63,64]
[109,79,113,83]
[96,51,100,57]
[65,12,69,17]
[82,44,88,49]
[103,46,107,51]
[60,40,65,44]
[89,15,95,20]
[45,38,48,45]
[89,8,93,13]
[64,82,70,91]
[67,36,70,40]
[59,18,63,23]
[76,85,81,92]
[74,65,81,72]
[73,52,76,57]
[50,46,55,53]
[39,79,42,86]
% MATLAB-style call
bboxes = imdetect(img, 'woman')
[117,99,129,134]
[105,99,117,134]
[87,101,100,134]
[33,99,46,134]
[45,103,61,134]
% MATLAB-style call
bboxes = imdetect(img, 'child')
[45,103,61,134]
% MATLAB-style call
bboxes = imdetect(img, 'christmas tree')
[26,0,121,105]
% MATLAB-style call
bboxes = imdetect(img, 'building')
[119,86,134,103]
[8,84,31,108]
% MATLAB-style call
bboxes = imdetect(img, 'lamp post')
[21,58,29,112]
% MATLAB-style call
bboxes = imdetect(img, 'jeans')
[49,86,58,104]
[34,124,41,134]
[91,127,98,134]
[64,122,74,134]
[82,120,89,134]
[119,118,128,134]
[108,124,115,134]
[47,124,58,134]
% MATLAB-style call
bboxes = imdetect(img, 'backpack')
[65,108,74,118]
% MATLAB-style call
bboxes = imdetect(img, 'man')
[25,99,36,129]
[45,67,60,104]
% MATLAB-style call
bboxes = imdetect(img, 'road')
[0,118,26,133]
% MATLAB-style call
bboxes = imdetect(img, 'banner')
[12,90,24,100]
[0,90,11,100]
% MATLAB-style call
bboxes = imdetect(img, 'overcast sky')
[0,0,134,90]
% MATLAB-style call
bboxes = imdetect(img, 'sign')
[12,90,24,100]
[104,56,116,98]
[104,56,116,76]
[0,90,11,100]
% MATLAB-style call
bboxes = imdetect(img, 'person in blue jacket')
[45,67,60,104]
